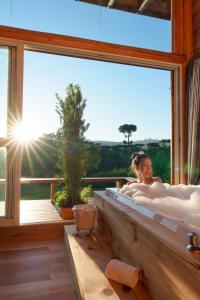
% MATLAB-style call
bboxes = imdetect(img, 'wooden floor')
[20,200,66,224]
[1,199,74,225]
[0,239,77,300]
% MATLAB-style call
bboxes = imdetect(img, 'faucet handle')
[187,232,199,247]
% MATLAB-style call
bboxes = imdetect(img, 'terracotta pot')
[60,207,74,220]
[73,204,97,231]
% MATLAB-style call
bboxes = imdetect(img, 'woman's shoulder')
[152,177,162,183]
[127,180,138,185]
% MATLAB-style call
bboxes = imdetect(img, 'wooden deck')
[20,199,66,224]
[65,225,151,300]
[0,239,77,300]
[1,199,74,224]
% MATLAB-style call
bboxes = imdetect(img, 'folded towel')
[105,259,139,288]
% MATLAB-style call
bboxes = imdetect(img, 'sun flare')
[12,122,42,143]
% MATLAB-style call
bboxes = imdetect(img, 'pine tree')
[118,124,137,145]
[55,84,89,206]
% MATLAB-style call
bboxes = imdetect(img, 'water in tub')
[120,182,200,230]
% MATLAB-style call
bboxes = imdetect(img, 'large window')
[0,0,171,52]
[20,50,171,199]
[0,1,184,224]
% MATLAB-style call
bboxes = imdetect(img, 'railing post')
[50,181,56,203]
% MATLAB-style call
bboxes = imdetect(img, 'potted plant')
[73,186,97,232]
[80,185,94,204]
[55,84,89,219]
[54,189,74,219]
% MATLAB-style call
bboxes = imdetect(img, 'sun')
[12,121,42,143]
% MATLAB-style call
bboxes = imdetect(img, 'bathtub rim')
[94,190,200,269]
[105,187,200,237]
[94,190,200,300]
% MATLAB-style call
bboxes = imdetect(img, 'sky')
[0,0,171,142]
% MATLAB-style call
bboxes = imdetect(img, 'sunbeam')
[12,121,42,143]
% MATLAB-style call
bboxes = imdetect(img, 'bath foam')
[120,182,200,229]
[183,213,200,229]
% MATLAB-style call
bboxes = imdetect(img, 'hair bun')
[131,151,144,160]
[131,152,137,160]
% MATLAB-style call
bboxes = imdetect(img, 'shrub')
[80,186,94,203]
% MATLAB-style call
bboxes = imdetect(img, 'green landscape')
[20,136,170,199]
[0,83,171,201]
[0,137,170,201]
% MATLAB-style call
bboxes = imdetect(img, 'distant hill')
[92,139,160,146]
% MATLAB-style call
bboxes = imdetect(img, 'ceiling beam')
[138,0,154,13]
[107,0,117,9]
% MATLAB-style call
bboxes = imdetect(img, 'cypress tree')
[56,84,89,206]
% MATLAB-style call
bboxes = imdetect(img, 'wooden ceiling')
[77,0,171,20]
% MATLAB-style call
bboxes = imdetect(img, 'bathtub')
[94,188,200,300]
[106,187,200,236]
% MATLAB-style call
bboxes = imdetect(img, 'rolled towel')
[105,259,139,288]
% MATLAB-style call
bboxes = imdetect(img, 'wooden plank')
[182,0,193,60]
[64,225,151,300]
[19,200,64,224]
[171,0,192,184]
[0,25,185,69]
[172,0,193,59]
[179,62,187,183]
[50,182,56,203]
[94,192,200,300]
[171,0,182,53]
[0,223,67,244]
[0,240,76,300]
[193,0,200,54]
[20,177,132,184]
[179,0,193,183]
[95,191,200,267]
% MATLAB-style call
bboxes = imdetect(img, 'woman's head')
[131,152,153,180]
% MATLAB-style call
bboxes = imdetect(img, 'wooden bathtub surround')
[0,223,67,244]
[0,239,77,300]
[93,191,200,300]
[64,225,151,300]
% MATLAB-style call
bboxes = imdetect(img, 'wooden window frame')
[0,41,23,226]
[0,0,191,224]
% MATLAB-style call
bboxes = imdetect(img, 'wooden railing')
[20,177,135,202]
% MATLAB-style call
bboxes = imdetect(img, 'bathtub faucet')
[187,232,200,252]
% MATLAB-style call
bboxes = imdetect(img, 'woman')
[130,152,162,185]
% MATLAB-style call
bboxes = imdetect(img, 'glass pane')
[0,148,6,217]
[0,0,171,52]
[22,50,171,193]
[0,46,8,137]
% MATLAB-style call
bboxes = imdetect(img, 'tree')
[83,141,101,176]
[147,142,160,148]
[55,84,89,206]
[118,124,137,145]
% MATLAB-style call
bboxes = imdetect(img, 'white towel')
[105,259,139,288]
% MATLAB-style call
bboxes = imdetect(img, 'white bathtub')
[111,183,200,234]
[105,187,200,236]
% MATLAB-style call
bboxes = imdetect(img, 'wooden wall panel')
[94,192,200,300]
[193,0,200,54]
[0,223,66,244]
